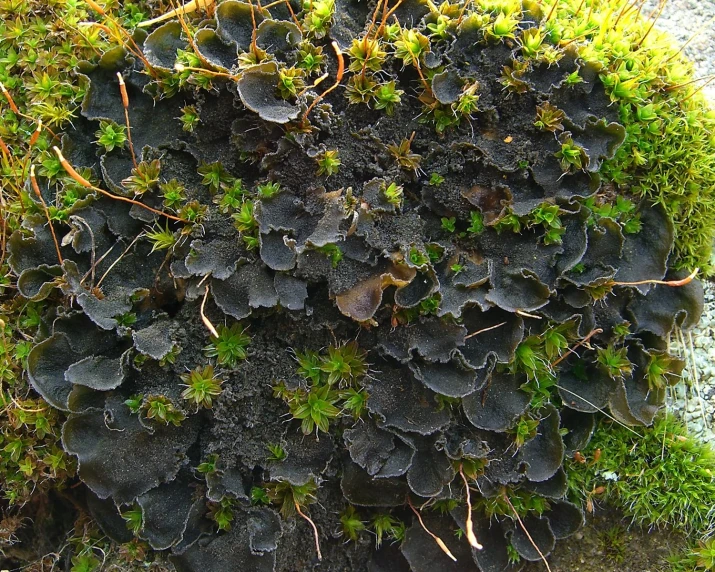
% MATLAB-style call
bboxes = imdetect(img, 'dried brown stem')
[516,310,542,319]
[303,41,345,122]
[545,0,560,22]
[294,502,323,561]
[637,0,670,48]
[665,75,715,91]
[95,232,143,288]
[137,0,214,27]
[609,267,698,287]
[200,285,220,338]
[665,14,715,63]
[116,73,137,168]
[53,147,188,223]
[459,466,482,550]
[502,493,552,572]
[550,327,602,368]
[556,384,644,437]
[408,498,458,562]
[30,165,63,266]
[465,321,507,340]
[682,78,715,102]
[377,0,404,37]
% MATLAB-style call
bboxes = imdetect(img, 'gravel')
[638,0,715,440]
[667,282,715,443]
[643,0,715,103]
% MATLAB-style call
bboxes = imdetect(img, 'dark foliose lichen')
[8,0,706,570]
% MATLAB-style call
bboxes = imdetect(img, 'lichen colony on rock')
[9,0,704,570]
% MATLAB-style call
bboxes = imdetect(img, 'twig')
[502,493,552,572]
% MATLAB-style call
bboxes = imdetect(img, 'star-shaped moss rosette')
[6,0,708,569]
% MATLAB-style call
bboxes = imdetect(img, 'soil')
[523,506,687,572]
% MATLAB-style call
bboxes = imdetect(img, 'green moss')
[538,0,715,274]
[566,414,715,536]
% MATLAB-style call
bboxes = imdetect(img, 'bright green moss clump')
[566,414,715,536]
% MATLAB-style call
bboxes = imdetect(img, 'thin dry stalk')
[502,493,552,572]
[137,0,214,27]
[550,328,602,367]
[408,498,458,562]
[465,321,507,340]
[545,0,560,22]
[30,165,63,266]
[53,147,188,223]
[303,41,345,122]
[294,502,323,561]
[610,267,698,287]
[458,466,482,550]
[637,0,670,47]
[116,73,137,168]
[516,310,542,319]
[95,232,143,288]
[555,384,643,437]
[665,13,715,63]
[200,285,220,338]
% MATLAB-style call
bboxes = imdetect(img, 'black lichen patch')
[12,2,705,570]
[62,396,200,504]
